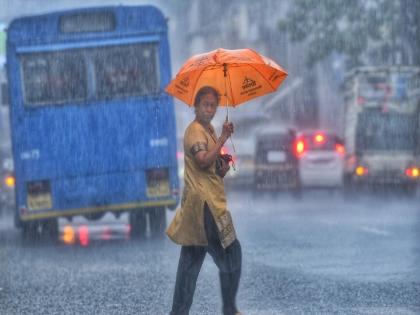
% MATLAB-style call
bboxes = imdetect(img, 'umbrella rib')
[188,67,209,106]
[226,67,236,106]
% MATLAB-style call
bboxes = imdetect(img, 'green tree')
[279,0,420,67]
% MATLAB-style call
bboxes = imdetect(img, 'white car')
[296,131,345,188]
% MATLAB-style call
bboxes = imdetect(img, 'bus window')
[94,43,159,99]
[21,51,87,106]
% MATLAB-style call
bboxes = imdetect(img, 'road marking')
[359,226,390,236]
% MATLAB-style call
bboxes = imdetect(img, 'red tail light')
[78,225,90,247]
[335,143,345,155]
[405,167,419,178]
[294,139,306,158]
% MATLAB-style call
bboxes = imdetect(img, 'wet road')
[1,191,420,314]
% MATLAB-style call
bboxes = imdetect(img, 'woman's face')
[195,92,218,124]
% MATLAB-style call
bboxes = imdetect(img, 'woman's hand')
[217,157,231,178]
[220,121,234,144]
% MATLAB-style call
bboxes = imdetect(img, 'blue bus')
[5,5,179,239]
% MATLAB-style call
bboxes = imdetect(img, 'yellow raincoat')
[166,120,236,248]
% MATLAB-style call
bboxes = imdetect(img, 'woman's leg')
[170,245,207,315]
[203,205,242,315]
[217,240,242,315]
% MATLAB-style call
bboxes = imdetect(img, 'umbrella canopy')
[165,48,288,107]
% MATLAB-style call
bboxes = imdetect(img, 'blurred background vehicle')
[296,130,345,190]
[224,138,255,189]
[220,111,269,190]
[253,125,300,196]
[0,62,13,214]
[0,157,14,214]
[343,67,420,195]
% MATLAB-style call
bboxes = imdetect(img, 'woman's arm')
[194,121,233,169]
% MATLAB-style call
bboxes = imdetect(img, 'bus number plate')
[27,193,52,211]
[147,179,170,197]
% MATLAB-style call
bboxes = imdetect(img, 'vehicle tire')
[0,198,5,215]
[291,187,302,200]
[148,207,166,238]
[40,218,59,241]
[403,184,417,197]
[22,221,40,242]
[343,175,355,199]
[129,211,147,239]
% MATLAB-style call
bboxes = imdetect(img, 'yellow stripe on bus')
[21,199,176,221]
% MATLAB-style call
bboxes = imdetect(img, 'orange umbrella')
[165,48,288,107]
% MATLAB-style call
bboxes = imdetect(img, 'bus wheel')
[148,207,166,238]
[129,211,147,239]
[40,218,59,241]
[343,175,355,199]
[22,221,40,241]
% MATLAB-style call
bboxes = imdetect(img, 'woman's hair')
[193,86,220,107]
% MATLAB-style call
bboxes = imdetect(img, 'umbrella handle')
[223,66,235,154]
[224,110,235,153]
[225,104,229,122]
[229,135,236,153]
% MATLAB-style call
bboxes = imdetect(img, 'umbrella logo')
[242,77,257,90]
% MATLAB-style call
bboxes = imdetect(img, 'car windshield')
[356,111,416,151]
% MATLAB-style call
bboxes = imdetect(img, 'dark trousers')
[170,204,242,315]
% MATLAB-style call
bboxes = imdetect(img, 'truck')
[343,66,420,194]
